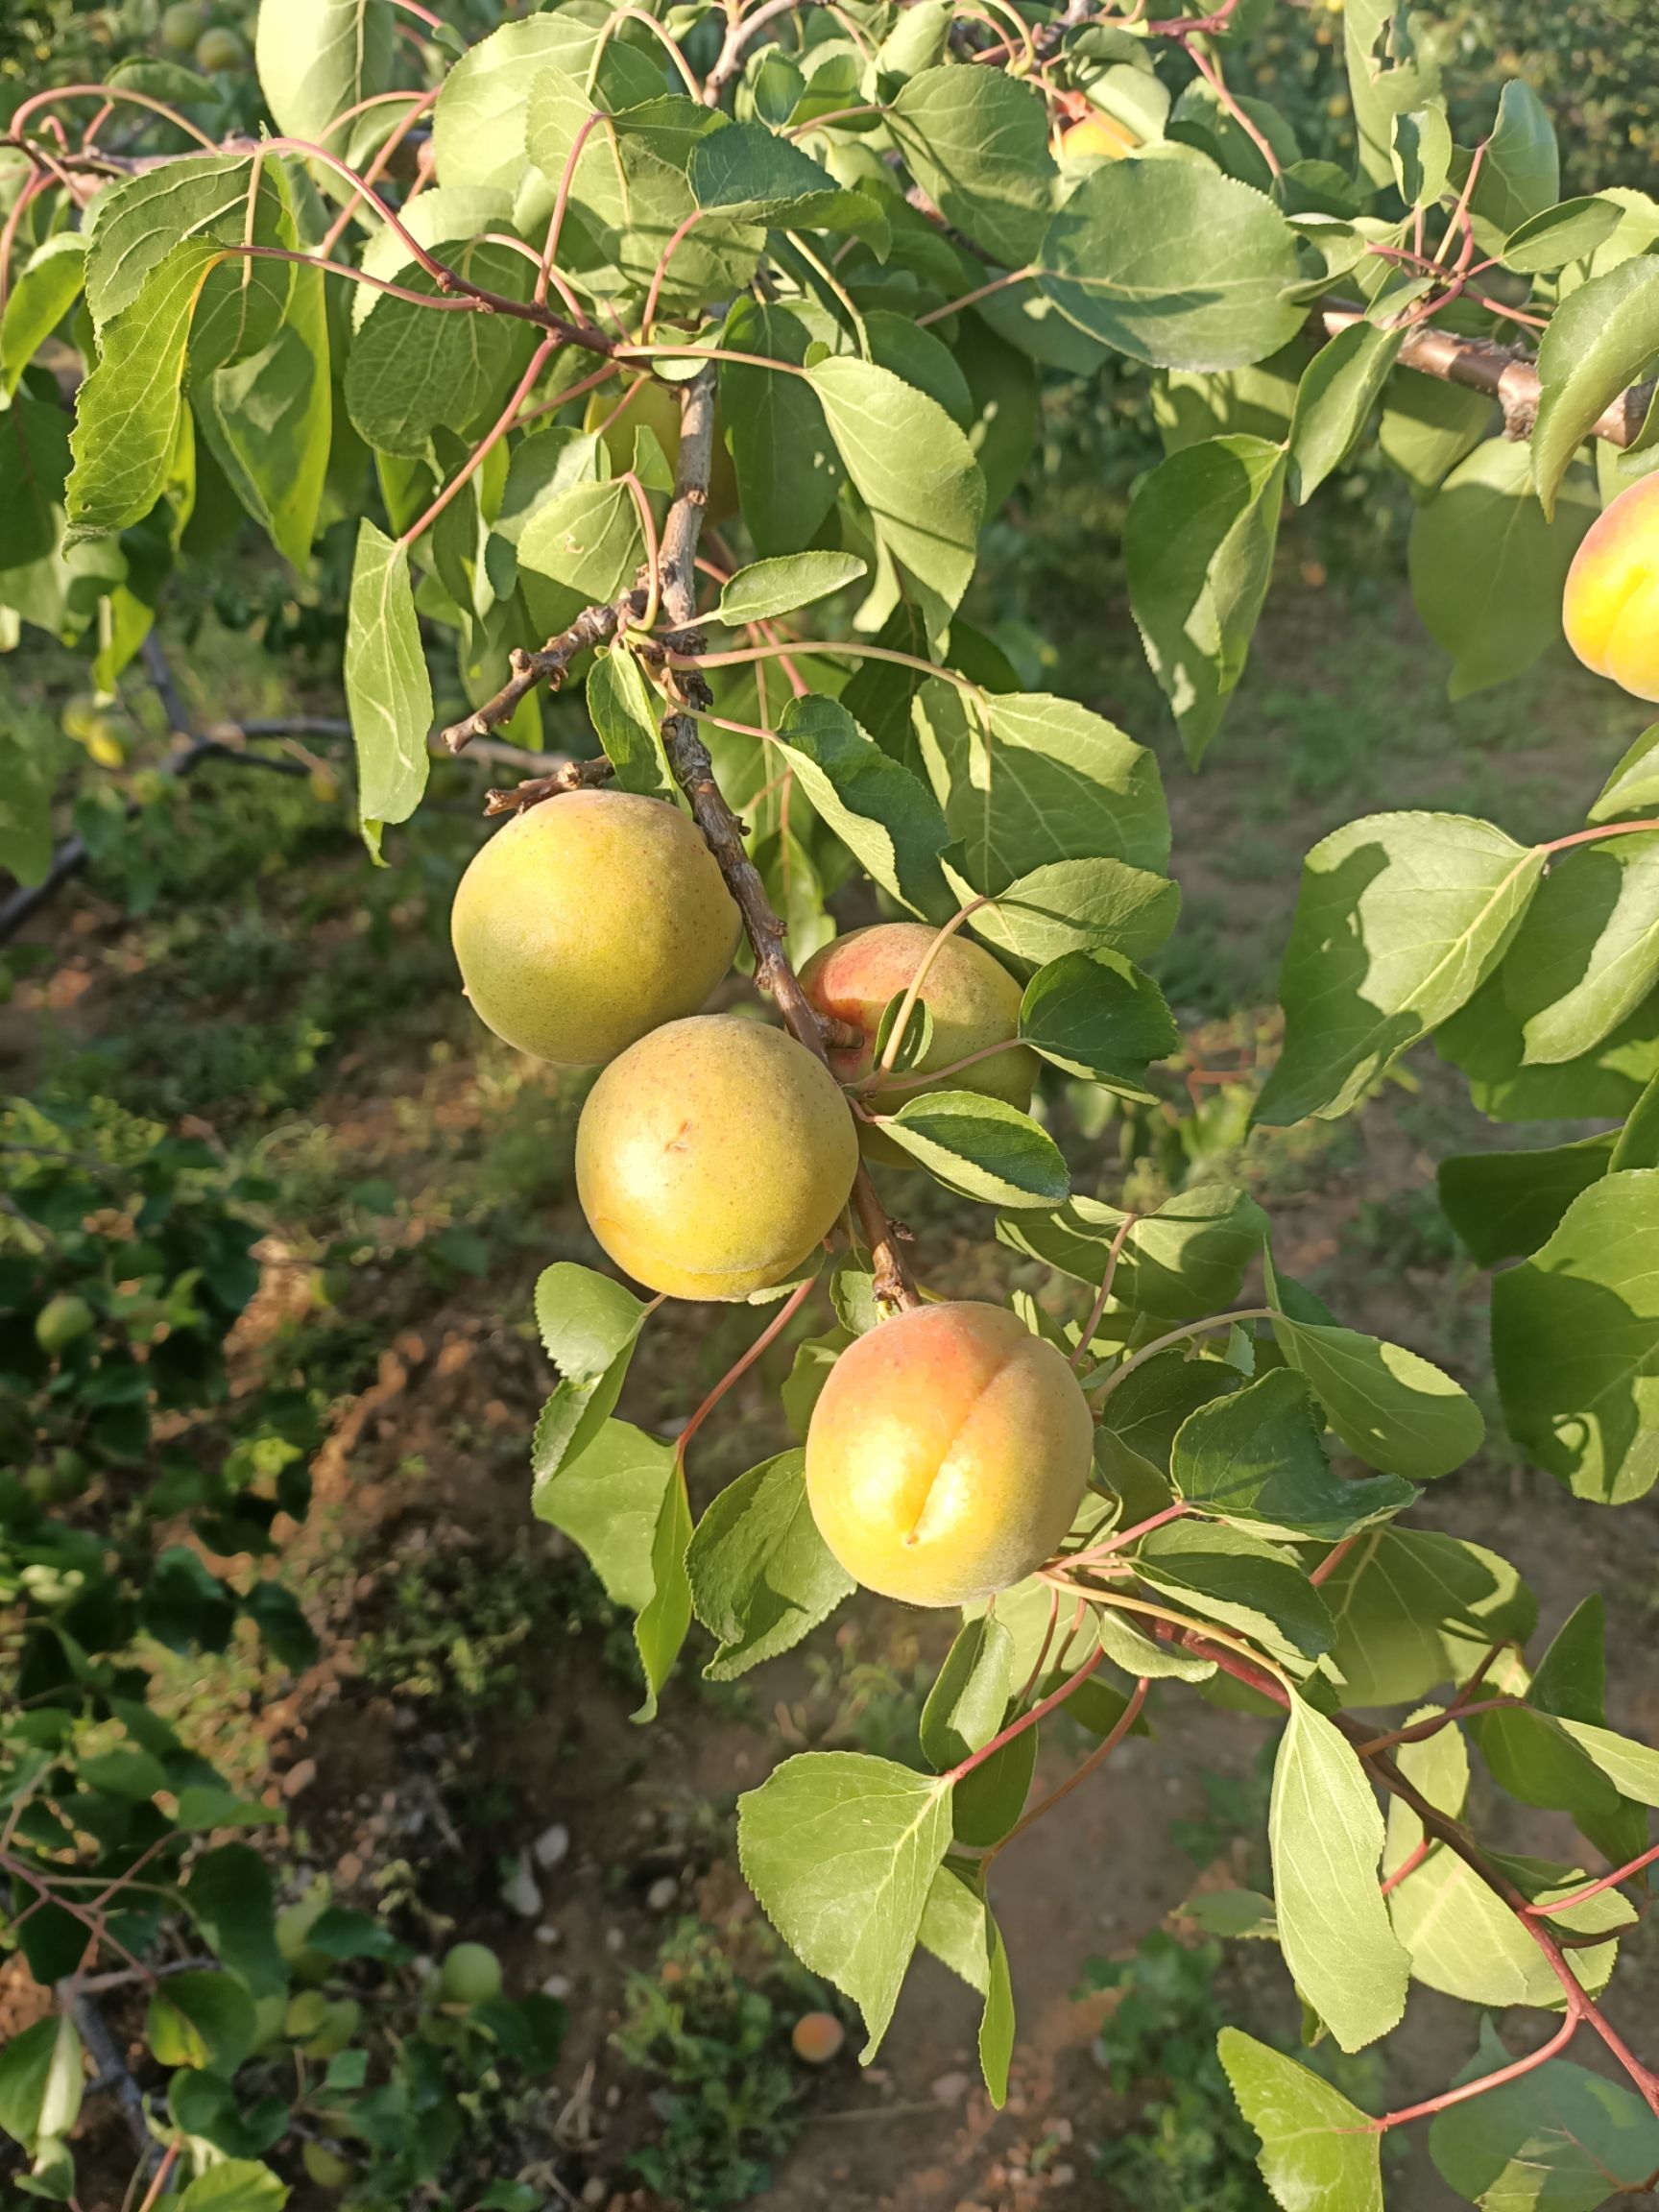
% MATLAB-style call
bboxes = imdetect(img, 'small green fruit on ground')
[450,790,741,1067]
[575,1015,859,1300]
[195,25,249,69]
[159,1,208,49]
[36,1294,94,1356]
[791,2011,846,2064]
[805,1301,1092,1606]
[438,1941,502,2006]
[800,923,1036,1164]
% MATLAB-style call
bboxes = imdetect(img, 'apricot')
[195,24,249,69]
[159,0,207,49]
[450,791,741,1067]
[1061,112,1138,162]
[575,1015,860,1300]
[805,1302,1092,1608]
[1564,473,1659,702]
[800,924,1036,1166]
[791,2011,847,2064]
[438,1941,502,2007]
[583,375,739,521]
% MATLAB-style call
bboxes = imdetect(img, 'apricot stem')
[1070,1211,1140,1373]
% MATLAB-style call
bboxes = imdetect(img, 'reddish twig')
[982,1675,1151,1864]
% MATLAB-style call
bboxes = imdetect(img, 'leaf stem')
[980,1676,1150,1866]
[1085,1309,1276,1405]
[1070,1210,1141,1373]
[946,1642,1109,1783]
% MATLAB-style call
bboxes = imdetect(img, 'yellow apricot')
[805,1302,1092,1608]
[791,2011,847,2064]
[575,1015,859,1300]
[583,375,740,522]
[800,924,1036,1166]
[450,791,741,1067]
[1061,112,1137,162]
[1563,473,1659,702]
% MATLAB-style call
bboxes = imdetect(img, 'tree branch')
[1320,302,1654,446]
[655,367,922,1310]
[60,1985,162,2174]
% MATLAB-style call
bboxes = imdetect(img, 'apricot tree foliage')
[8,0,1659,2204]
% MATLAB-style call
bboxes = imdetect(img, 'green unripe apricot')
[285,1992,360,2056]
[438,1941,503,2007]
[302,2143,357,2187]
[36,1294,94,1356]
[159,1,208,49]
[582,375,739,522]
[576,1015,860,1301]
[451,791,741,1068]
[195,24,249,69]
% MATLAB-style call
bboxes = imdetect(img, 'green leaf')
[186,1844,285,1997]
[1256,810,1547,1125]
[517,477,647,609]
[1287,324,1403,505]
[432,14,664,204]
[1268,1693,1410,2052]
[919,682,1170,888]
[1591,721,1659,826]
[919,1617,1015,1768]
[0,392,70,572]
[717,551,868,626]
[1219,2030,1382,2212]
[770,693,952,920]
[737,1750,954,2056]
[1503,194,1623,275]
[66,239,217,539]
[1183,1889,1279,1939]
[1017,950,1177,1094]
[195,255,330,572]
[1318,1529,1535,1708]
[530,1262,652,1487]
[1438,966,1659,1124]
[1,237,84,398]
[176,2161,289,2212]
[958,313,1040,516]
[1001,1185,1267,1323]
[719,299,843,558]
[1507,836,1659,1064]
[346,519,433,848]
[1491,1170,1659,1503]
[1437,1136,1613,1264]
[254,0,395,145]
[84,154,290,327]
[0,2018,83,2154]
[1038,159,1306,372]
[685,1449,854,1679]
[961,855,1182,969]
[586,646,675,801]
[1466,80,1559,248]
[147,1972,257,2075]
[1390,105,1453,206]
[878,1090,1070,1209]
[1430,2031,1659,2212]
[806,355,984,644]
[0,723,56,889]
[1378,373,1495,500]
[1124,433,1286,766]
[531,1418,690,1719]
[345,238,536,460]
[1172,1370,1416,1539]
[1407,437,1597,699]
[917,1859,1016,2107]
[1270,1297,1483,1481]
[1095,1603,1218,1681]
[1136,1522,1334,1669]
[887,65,1055,266]
[688,120,883,243]
[1533,258,1659,516]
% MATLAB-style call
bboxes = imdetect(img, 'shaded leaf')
[1172,1369,1416,1539]
[686,1449,853,1678]
[346,519,432,848]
